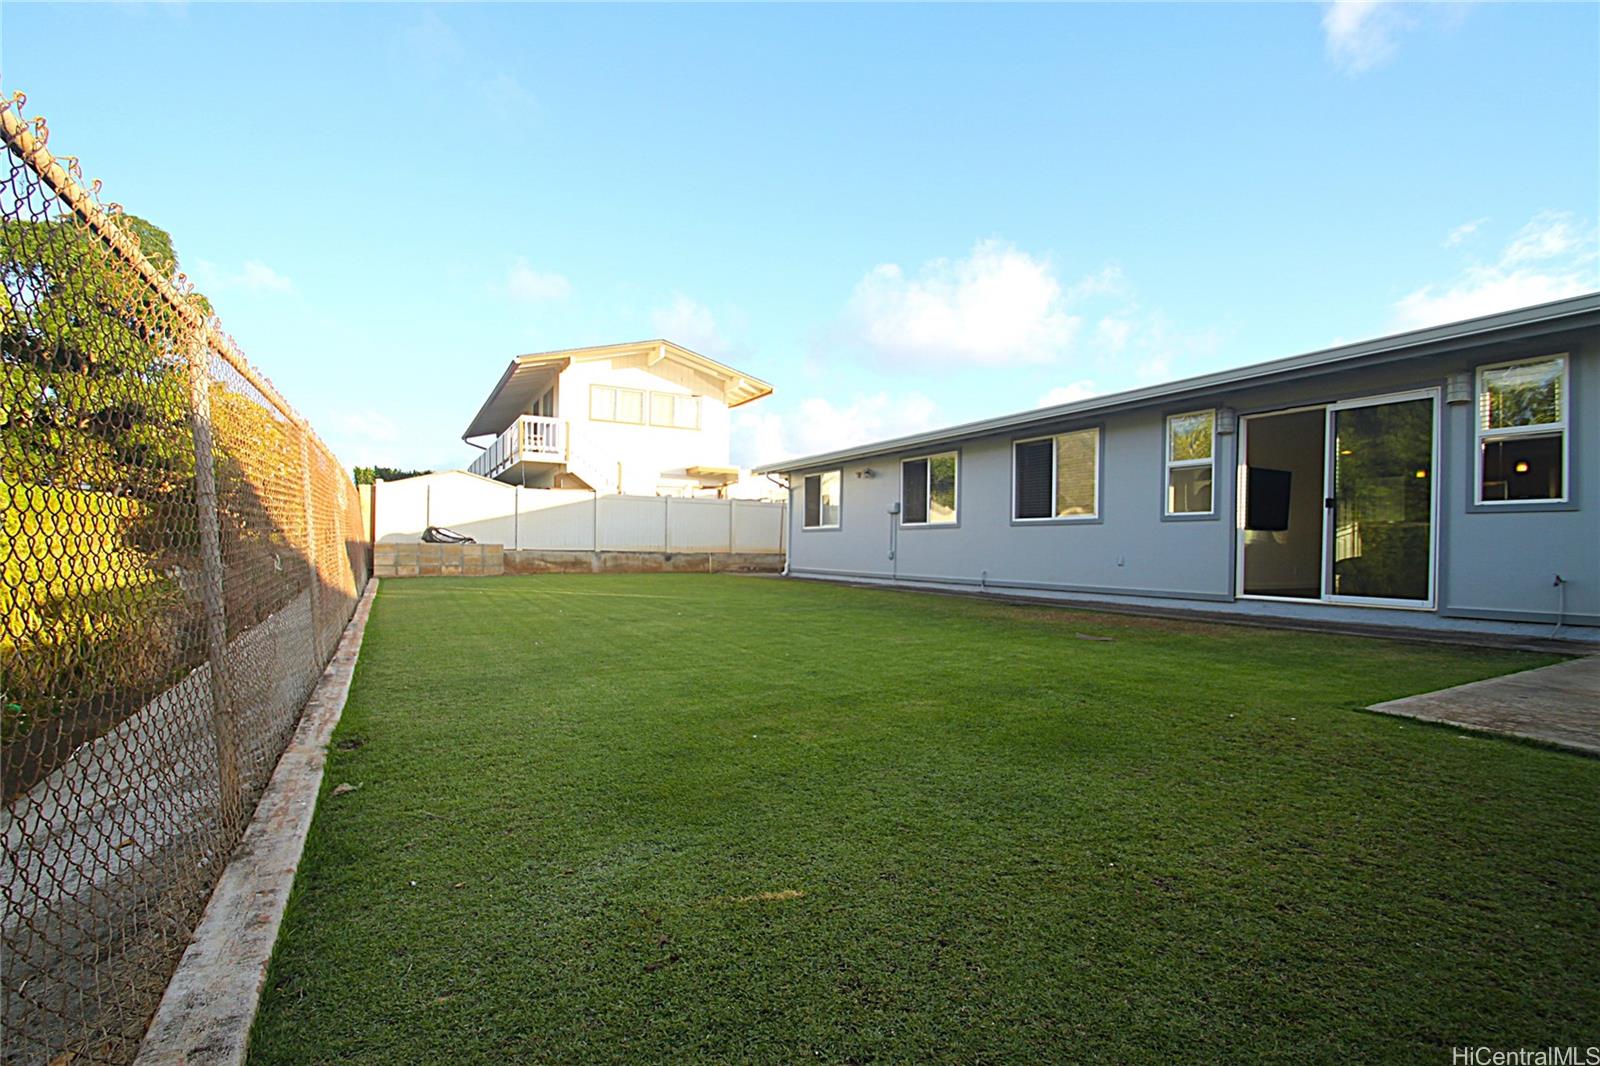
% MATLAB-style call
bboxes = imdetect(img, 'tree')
[352,465,432,485]
[2,212,220,754]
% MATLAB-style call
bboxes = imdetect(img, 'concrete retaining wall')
[373,542,505,578]
[374,544,784,578]
[504,549,784,575]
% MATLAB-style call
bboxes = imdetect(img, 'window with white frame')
[1165,410,1215,515]
[802,470,842,529]
[590,384,645,425]
[649,391,701,430]
[1014,428,1100,520]
[1477,355,1568,503]
[901,452,958,525]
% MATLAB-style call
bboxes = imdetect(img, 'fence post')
[299,432,323,664]
[186,342,243,836]
[663,494,670,553]
[727,498,735,554]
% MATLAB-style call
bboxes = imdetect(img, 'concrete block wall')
[373,542,506,578]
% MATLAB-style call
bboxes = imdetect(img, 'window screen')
[615,389,644,424]
[1166,410,1215,515]
[902,459,928,524]
[802,471,841,528]
[1477,356,1567,503]
[1056,429,1098,517]
[650,392,675,426]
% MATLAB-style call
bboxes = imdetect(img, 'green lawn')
[251,575,1600,1064]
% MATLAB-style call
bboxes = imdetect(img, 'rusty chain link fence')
[2,95,371,1064]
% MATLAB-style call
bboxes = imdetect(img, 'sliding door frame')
[1234,388,1441,612]
[1320,387,1441,612]
[1234,404,1328,604]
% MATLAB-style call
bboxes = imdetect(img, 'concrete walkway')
[1368,655,1600,756]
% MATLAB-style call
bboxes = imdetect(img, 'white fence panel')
[595,495,669,552]
[666,497,733,552]
[373,472,518,545]
[373,477,787,554]
[514,488,597,551]
[731,499,786,553]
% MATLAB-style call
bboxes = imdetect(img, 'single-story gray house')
[757,294,1600,642]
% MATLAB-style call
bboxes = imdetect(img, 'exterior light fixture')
[1445,371,1473,405]
[1215,407,1238,435]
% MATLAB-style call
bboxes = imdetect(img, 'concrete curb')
[134,578,380,1066]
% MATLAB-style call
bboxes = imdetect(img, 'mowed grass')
[251,575,1599,1064]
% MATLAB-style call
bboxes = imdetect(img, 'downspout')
[781,476,792,576]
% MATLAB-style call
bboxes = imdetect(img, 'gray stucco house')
[758,294,1600,642]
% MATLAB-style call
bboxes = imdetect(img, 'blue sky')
[10,2,1598,470]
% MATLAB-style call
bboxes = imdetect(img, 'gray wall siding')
[785,329,1600,632]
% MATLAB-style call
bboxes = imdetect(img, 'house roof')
[463,339,774,440]
[755,292,1600,475]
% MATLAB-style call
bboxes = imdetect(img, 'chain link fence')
[2,94,371,1064]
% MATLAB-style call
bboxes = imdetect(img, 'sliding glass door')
[1324,392,1438,606]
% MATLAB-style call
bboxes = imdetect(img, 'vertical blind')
[1014,439,1054,518]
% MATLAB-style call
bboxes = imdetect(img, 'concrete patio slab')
[1367,655,1600,756]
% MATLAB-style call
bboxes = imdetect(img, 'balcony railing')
[469,415,565,480]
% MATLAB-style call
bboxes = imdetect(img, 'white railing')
[469,415,565,480]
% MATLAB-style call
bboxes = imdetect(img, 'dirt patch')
[725,889,807,904]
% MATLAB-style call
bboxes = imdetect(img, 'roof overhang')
[686,465,740,484]
[462,358,568,440]
[463,339,774,441]
[755,293,1600,474]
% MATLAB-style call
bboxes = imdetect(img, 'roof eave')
[754,292,1600,474]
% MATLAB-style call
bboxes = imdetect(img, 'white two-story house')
[462,339,774,497]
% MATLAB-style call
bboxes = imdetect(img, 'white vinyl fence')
[372,472,786,554]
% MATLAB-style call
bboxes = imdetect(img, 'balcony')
[468,415,565,480]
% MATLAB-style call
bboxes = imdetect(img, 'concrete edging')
[134,578,380,1066]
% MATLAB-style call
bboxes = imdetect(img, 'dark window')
[1481,434,1564,502]
[803,474,821,527]
[902,459,928,524]
[1014,439,1054,519]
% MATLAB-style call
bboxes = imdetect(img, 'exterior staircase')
[560,425,621,495]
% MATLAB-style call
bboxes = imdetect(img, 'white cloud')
[1395,211,1598,329]
[651,294,727,356]
[504,258,572,303]
[1443,218,1487,248]
[1322,1,1413,75]
[732,391,941,468]
[1502,210,1585,265]
[1065,265,1129,303]
[238,261,293,294]
[1095,316,1132,351]
[844,239,1082,365]
[1037,381,1100,407]
[191,258,294,295]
